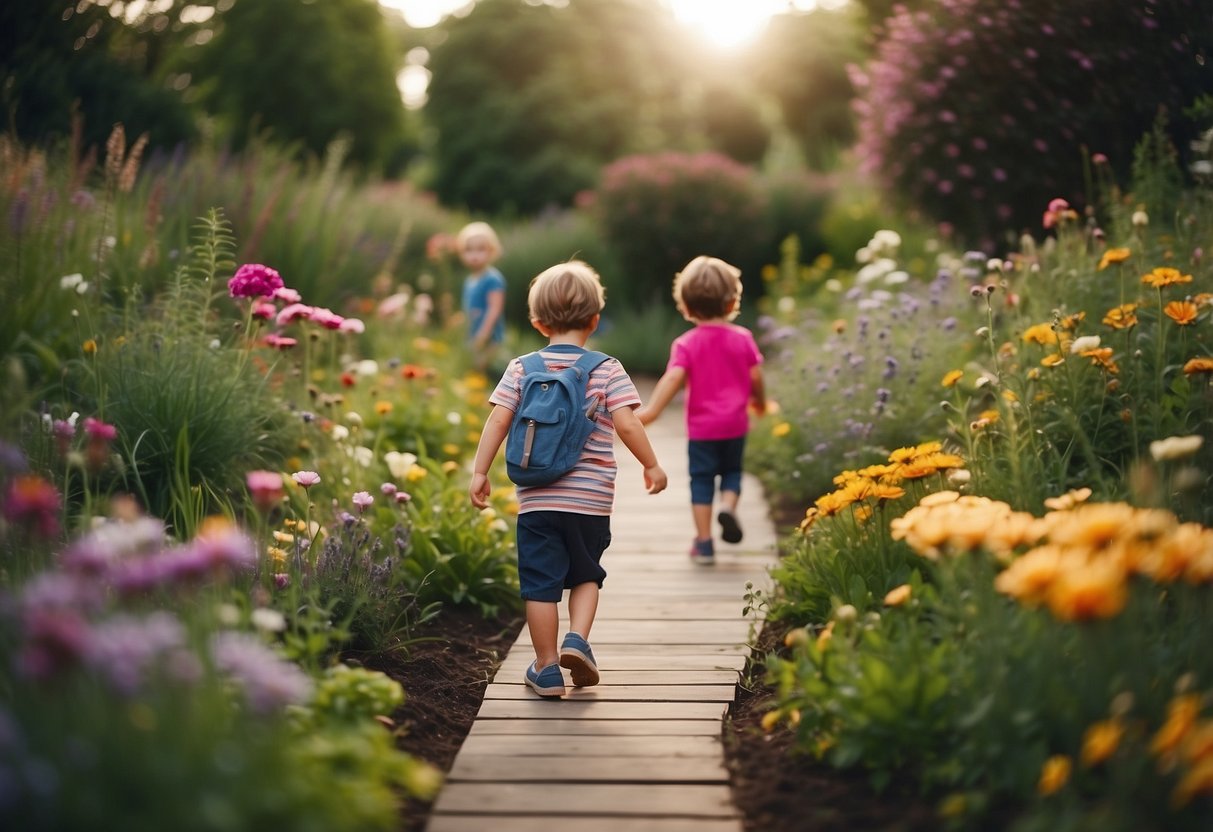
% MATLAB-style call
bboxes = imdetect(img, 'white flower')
[354,359,379,377]
[490,519,510,533]
[446,411,462,426]
[251,608,287,633]
[352,446,373,468]
[1069,335,1101,354]
[344,411,363,427]
[777,296,795,313]
[884,270,910,285]
[216,603,241,626]
[209,339,221,350]
[480,507,498,521]
[60,273,84,290]
[986,258,1004,272]
[384,451,418,479]
[330,425,350,442]
[1149,435,1204,462]
[824,278,843,292]
[947,469,972,484]
[834,604,858,623]
[855,246,873,264]
[1131,210,1149,227]
[872,229,902,252]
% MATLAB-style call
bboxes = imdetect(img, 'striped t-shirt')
[490,344,641,516]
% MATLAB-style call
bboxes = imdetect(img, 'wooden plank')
[457,733,723,758]
[431,783,738,818]
[498,669,739,686]
[497,651,749,674]
[476,699,726,720]
[484,683,736,702]
[467,719,722,737]
[448,755,728,783]
[429,815,741,832]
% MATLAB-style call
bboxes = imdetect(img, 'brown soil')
[723,617,942,832]
[359,607,523,832]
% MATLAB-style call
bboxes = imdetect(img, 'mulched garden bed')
[359,607,524,832]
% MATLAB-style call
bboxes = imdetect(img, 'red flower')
[340,372,357,388]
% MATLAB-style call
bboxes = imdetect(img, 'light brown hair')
[528,260,606,333]
[456,221,502,260]
[673,255,742,322]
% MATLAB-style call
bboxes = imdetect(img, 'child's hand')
[643,464,668,495]
[635,406,653,425]
[469,472,492,508]
[750,399,780,416]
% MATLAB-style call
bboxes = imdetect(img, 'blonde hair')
[673,255,742,321]
[456,221,502,260]
[528,260,606,333]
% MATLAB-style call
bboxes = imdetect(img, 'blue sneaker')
[690,537,715,565]
[559,632,600,687]
[524,661,566,697]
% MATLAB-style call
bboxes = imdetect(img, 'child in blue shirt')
[457,221,506,372]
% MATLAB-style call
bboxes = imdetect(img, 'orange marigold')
[1142,267,1194,288]
[1164,301,1199,325]
[1097,247,1132,270]
[1102,303,1138,330]
[1183,357,1213,375]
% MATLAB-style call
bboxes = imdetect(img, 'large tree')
[423,0,770,214]
[186,0,410,169]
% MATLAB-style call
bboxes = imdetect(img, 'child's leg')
[691,502,713,540]
[526,600,560,669]
[687,440,717,542]
[567,581,599,639]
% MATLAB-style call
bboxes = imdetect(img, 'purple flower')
[380,482,398,496]
[352,491,374,512]
[210,632,313,714]
[227,264,284,299]
[292,471,321,488]
[85,612,188,695]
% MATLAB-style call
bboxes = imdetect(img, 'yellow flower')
[1081,718,1125,766]
[1081,347,1120,374]
[1022,322,1059,345]
[815,620,835,649]
[941,369,963,387]
[1037,755,1072,796]
[1164,300,1199,326]
[82,339,97,355]
[266,546,288,564]
[1152,694,1204,758]
[1102,303,1138,330]
[868,483,906,502]
[883,584,912,606]
[760,264,778,283]
[1142,267,1193,288]
[442,443,461,457]
[1183,357,1213,375]
[442,460,460,475]
[1045,559,1129,621]
[1026,367,1042,380]
[1043,488,1093,511]
[1059,311,1086,331]
[1041,353,1065,367]
[831,318,847,334]
[405,464,428,482]
[1172,758,1213,808]
[1097,247,1132,269]
[772,421,792,438]
[798,507,820,534]
[375,400,394,415]
[760,710,782,732]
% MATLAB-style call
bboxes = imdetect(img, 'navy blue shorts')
[516,511,611,602]
[688,436,746,505]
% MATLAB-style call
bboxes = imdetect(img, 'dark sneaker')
[690,537,715,565]
[717,508,743,544]
[524,661,566,697]
[559,632,600,687]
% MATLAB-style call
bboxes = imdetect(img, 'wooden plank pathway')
[429,387,779,830]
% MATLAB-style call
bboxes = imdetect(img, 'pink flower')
[273,286,302,304]
[380,482,398,496]
[291,471,321,489]
[273,572,290,589]
[252,301,277,320]
[83,417,117,442]
[276,303,313,328]
[2,475,61,537]
[263,334,298,350]
[394,491,412,504]
[338,318,365,334]
[352,491,374,512]
[308,307,345,330]
[246,470,284,514]
[227,264,284,299]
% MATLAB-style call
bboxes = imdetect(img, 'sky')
[380,0,828,48]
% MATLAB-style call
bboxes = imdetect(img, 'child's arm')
[472,288,505,348]
[748,365,768,415]
[469,404,513,508]
[613,407,668,494]
[635,367,686,425]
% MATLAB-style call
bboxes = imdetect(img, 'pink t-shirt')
[668,323,763,441]
[490,345,641,516]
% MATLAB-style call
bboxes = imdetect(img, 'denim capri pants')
[688,436,746,505]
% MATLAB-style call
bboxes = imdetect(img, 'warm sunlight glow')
[666,0,822,49]
[380,0,472,29]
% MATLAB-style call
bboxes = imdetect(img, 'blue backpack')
[505,350,610,487]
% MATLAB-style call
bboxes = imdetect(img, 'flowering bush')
[850,0,1213,241]
[595,152,767,304]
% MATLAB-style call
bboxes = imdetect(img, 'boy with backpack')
[469,260,668,697]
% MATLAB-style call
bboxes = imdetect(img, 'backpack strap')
[518,351,547,376]
[572,351,611,417]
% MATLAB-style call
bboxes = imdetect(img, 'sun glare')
[666,0,822,49]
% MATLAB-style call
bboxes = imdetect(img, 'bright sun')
[382,1,828,48]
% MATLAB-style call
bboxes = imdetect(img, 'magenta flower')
[292,471,321,489]
[83,416,117,442]
[352,491,374,513]
[2,475,62,537]
[252,301,277,320]
[394,491,412,504]
[338,318,365,334]
[227,263,284,299]
[276,303,314,327]
[246,470,285,514]
[273,572,291,589]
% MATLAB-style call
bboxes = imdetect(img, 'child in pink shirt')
[637,256,766,564]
